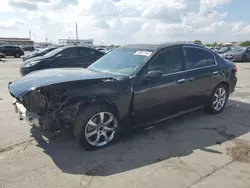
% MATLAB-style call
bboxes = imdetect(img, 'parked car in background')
[217,47,231,55]
[96,48,106,53]
[0,45,24,58]
[217,47,232,58]
[9,43,237,150]
[224,46,250,62]
[23,47,58,61]
[20,46,105,76]
[207,47,219,53]
[22,45,35,52]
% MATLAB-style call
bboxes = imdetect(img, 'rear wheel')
[205,84,228,114]
[74,105,120,151]
[15,53,20,58]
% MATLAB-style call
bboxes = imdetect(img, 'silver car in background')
[224,46,250,62]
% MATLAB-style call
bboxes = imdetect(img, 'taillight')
[232,64,237,73]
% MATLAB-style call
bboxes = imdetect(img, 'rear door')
[182,45,221,108]
[51,47,79,68]
[78,48,104,68]
[1,46,11,56]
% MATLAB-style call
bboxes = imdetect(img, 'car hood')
[9,68,115,97]
[22,56,49,66]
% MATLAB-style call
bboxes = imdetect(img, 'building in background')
[58,39,94,47]
[0,37,34,46]
[34,42,53,48]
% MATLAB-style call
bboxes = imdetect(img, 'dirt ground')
[0,58,250,188]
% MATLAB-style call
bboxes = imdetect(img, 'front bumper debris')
[13,99,42,127]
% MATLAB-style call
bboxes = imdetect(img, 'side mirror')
[145,70,163,79]
[55,54,62,59]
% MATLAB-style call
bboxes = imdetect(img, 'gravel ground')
[0,58,250,188]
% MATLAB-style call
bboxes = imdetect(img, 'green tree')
[240,41,250,47]
[194,40,202,45]
[205,43,213,47]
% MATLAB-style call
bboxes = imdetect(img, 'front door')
[133,46,190,126]
[182,46,221,109]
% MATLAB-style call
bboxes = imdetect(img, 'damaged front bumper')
[13,99,42,128]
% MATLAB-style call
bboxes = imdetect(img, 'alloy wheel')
[85,112,117,147]
[213,87,227,111]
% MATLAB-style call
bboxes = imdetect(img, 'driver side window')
[148,46,184,75]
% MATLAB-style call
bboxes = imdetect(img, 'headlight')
[23,61,40,68]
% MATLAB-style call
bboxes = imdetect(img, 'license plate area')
[13,99,42,127]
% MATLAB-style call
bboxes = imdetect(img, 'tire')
[74,104,120,151]
[205,84,229,114]
[15,54,20,58]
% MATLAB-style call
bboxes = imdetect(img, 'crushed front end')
[9,84,81,133]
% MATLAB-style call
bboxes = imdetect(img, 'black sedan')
[20,46,105,76]
[22,47,58,61]
[9,42,237,150]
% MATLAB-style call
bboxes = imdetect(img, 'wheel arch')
[215,81,230,95]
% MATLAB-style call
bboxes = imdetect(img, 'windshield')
[38,48,56,55]
[88,47,154,76]
[43,47,64,57]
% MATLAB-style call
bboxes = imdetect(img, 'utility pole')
[75,22,78,44]
[29,30,31,39]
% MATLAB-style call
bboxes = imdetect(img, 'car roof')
[123,42,205,51]
[60,46,94,50]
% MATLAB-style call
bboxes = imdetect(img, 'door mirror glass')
[145,70,163,79]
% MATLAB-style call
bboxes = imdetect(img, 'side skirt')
[133,106,204,129]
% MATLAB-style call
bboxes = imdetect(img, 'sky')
[0,0,250,45]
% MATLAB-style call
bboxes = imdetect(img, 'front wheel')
[74,105,119,150]
[15,53,20,58]
[205,84,228,114]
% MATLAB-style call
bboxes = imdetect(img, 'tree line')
[194,40,250,47]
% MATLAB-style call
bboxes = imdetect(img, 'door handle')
[213,71,219,75]
[177,78,186,83]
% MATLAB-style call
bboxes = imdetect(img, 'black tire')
[74,104,120,151]
[15,54,20,58]
[205,83,229,114]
